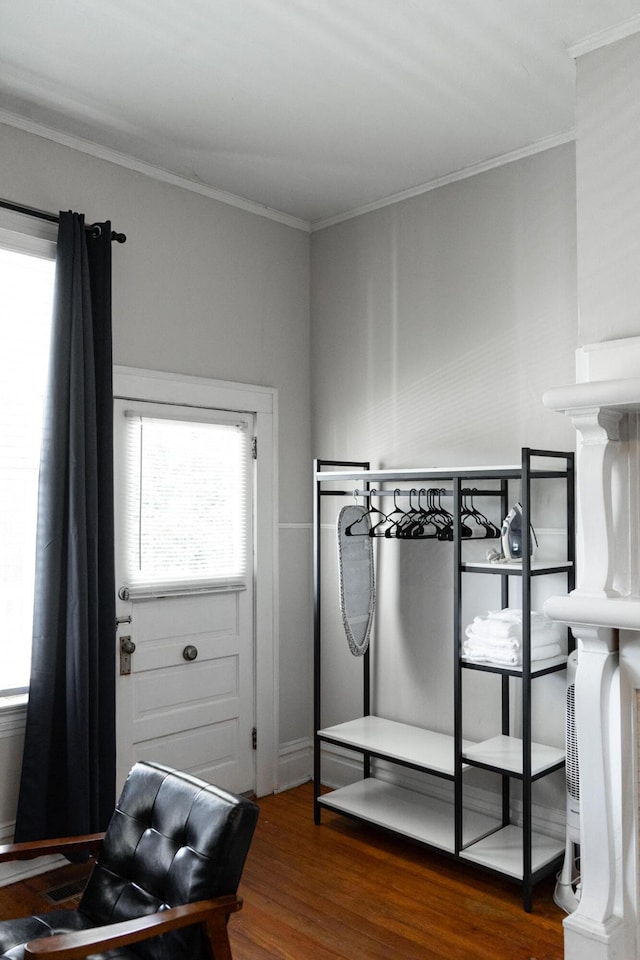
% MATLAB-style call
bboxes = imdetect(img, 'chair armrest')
[0,834,104,863]
[24,895,242,960]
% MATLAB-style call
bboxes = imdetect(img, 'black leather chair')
[0,761,259,960]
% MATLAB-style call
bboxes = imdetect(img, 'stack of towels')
[463,608,562,666]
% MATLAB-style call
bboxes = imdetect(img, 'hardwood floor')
[0,783,565,960]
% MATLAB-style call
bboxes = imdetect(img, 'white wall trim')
[0,854,65,889]
[319,741,363,786]
[0,221,57,256]
[568,14,640,59]
[113,366,279,798]
[2,108,576,237]
[0,112,310,234]
[0,702,26,739]
[310,131,575,232]
[112,366,277,412]
[277,737,313,793]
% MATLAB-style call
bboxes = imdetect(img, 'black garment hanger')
[374,489,403,538]
[460,489,500,539]
[395,489,428,539]
[344,489,387,536]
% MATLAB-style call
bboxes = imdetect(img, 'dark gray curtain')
[14,211,116,842]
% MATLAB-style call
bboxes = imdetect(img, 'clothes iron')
[501,502,537,561]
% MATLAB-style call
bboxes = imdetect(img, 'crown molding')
[0,109,310,233]
[0,107,579,236]
[568,14,640,59]
[310,130,575,232]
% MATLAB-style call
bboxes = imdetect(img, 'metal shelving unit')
[313,448,575,911]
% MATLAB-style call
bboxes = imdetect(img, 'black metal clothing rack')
[313,448,575,912]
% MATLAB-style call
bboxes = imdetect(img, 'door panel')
[126,597,248,745]
[114,399,254,795]
[132,721,240,787]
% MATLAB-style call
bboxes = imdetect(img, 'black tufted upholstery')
[0,762,259,960]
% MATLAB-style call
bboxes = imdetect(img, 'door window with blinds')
[121,411,252,599]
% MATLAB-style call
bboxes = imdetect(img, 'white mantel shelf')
[545,594,640,631]
[543,377,640,415]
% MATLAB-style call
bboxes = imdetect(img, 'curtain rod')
[0,198,126,243]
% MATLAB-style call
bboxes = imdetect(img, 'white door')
[113,398,255,795]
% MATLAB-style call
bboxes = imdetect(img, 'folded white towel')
[464,623,561,649]
[464,630,519,650]
[468,618,522,639]
[466,610,560,643]
[462,641,519,665]
[462,639,562,666]
[486,607,545,624]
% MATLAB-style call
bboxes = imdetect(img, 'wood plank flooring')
[0,783,565,960]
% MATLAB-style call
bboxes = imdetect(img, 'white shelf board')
[318,716,475,776]
[317,465,521,482]
[460,824,564,879]
[318,778,500,853]
[462,735,565,776]
[316,461,568,484]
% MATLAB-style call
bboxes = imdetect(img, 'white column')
[567,407,622,598]
[543,375,640,960]
[562,626,625,960]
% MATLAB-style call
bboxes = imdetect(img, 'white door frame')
[113,365,278,797]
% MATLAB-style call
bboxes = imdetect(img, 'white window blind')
[122,413,250,598]
[0,242,55,697]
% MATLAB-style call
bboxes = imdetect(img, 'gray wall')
[0,122,312,830]
[0,119,585,835]
[310,143,579,816]
[311,144,578,466]
[576,31,640,345]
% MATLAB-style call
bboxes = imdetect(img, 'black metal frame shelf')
[461,654,568,678]
[461,561,574,575]
[313,447,575,912]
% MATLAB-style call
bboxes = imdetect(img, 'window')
[122,412,251,598]
[0,234,55,697]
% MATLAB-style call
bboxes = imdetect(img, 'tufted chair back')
[77,761,258,960]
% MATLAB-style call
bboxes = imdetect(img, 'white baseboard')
[276,737,313,793]
[0,853,65,889]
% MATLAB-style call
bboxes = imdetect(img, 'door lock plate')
[119,635,135,676]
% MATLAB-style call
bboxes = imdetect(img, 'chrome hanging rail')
[0,198,126,243]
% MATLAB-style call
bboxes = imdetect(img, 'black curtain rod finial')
[0,198,126,243]
[89,222,126,243]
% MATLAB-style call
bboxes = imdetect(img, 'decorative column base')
[564,913,627,960]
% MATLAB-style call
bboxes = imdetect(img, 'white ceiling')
[1,0,640,229]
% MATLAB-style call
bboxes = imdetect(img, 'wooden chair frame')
[0,837,241,960]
